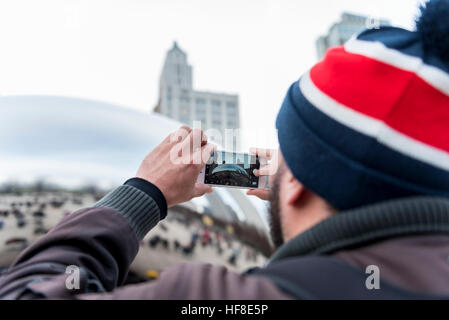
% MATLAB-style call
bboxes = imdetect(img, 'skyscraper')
[316,13,390,60]
[154,42,240,143]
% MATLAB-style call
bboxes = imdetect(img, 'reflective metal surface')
[0,95,267,229]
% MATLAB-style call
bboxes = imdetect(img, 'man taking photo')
[0,0,448,299]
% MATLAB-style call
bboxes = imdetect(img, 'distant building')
[316,13,390,60]
[154,42,240,142]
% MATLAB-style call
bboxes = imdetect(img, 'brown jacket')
[0,183,448,299]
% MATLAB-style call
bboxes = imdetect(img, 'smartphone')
[197,151,269,189]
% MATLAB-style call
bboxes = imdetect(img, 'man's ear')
[283,169,305,206]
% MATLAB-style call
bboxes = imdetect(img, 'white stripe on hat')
[299,71,449,171]
[344,37,449,97]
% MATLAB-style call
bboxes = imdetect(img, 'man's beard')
[268,169,284,249]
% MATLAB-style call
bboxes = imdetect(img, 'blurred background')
[0,0,422,283]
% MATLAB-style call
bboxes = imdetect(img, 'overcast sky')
[0,0,423,149]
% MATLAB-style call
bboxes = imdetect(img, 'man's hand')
[136,126,215,208]
[246,148,278,201]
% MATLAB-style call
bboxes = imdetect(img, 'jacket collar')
[269,197,449,264]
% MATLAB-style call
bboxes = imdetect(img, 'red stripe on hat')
[310,46,449,153]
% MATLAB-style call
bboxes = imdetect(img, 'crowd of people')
[138,208,264,273]
[0,190,265,278]
[0,193,82,255]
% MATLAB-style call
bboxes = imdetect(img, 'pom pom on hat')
[416,0,449,60]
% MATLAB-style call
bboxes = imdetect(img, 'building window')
[226,102,236,109]
[194,107,206,123]
[212,100,221,114]
[180,95,190,103]
[212,107,221,116]
[180,106,190,124]
[176,65,182,85]
[226,120,236,128]
[212,109,221,120]
[196,104,206,113]
[179,105,190,122]
[227,111,237,121]
[226,102,236,117]
[180,105,189,114]
[196,98,206,106]
[227,108,236,115]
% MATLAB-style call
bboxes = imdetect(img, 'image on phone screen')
[204,151,260,188]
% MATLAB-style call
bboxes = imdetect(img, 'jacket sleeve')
[0,179,167,299]
[76,262,292,300]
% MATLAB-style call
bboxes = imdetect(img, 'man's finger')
[249,148,274,160]
[193,182,213,197]
[191,142,215,166]
[170,126,192,145]
[254,164,272,176]
[246,188,270,201]
[179,125,192,134]
[192,128,207,150]
[180,128,206,154]
[201,143,216,165]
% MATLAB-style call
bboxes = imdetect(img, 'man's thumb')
[193,182,213,197]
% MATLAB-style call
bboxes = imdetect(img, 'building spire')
[171,40,183,53]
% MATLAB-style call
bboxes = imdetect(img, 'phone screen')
[204,151,260,188]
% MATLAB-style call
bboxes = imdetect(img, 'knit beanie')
[276,0,449,210]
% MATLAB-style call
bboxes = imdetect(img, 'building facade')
[316,13,390,60]
[154,42,240,143]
